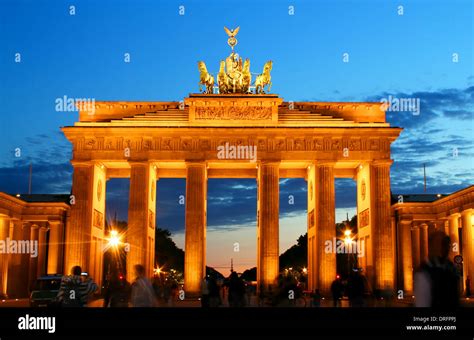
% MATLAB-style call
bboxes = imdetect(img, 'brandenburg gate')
[61,28,402,296]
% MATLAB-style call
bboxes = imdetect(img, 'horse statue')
[241,59,251,93]
[255,61,272,94]
[198,61,215,94]
[217,60,229,94]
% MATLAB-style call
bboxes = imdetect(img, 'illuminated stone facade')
[1,94,416,298]
[392,186,474,296]
[2,95,472,301]
[59,94,401,296]
[0,193,69,298]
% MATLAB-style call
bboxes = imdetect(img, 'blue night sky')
[1,0,472,271]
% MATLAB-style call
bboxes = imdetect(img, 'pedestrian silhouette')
[130,265,157,307]
[57,266,97,307]
[103,268,131,307]
[228,271,245,307]
[347,269,365,307]
[330,276,344,307]
[415,231,459,308]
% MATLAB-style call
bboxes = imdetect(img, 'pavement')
[1,296,473,308]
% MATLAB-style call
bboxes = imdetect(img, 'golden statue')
[225,53,241,82]
[196,27,273,95]
[242,59,251,93]
[255,61,272,94]
[197,61,214,94]
[217,60,229,94]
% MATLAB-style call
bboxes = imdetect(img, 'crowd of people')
[56,231,462,308]
[56,264,158,307]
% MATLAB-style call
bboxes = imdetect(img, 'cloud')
[366,86,473,129]
[0,161,72,194]
[374,85,474,194]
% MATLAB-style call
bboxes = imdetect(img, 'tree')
[279,233,307,271]
[240,267,257,281]
[155,228,184,273]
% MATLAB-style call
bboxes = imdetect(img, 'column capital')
[30,224,40,230]
[449,212,461,219]
[128,161,154,167]
[47,219,63,226]
[185,161,207,168]
[371,159,393,167]
[461,209,473,217]
[71,160,106,169]
[258,160,281,166]
[315,161,335,167]
[0,214,10,221]
[70,160,92,167]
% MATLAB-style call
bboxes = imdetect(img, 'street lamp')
[154,267,163,275]
[108,230,120,247]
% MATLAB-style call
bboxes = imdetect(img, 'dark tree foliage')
[279,233,308,271]
[240,267,257,281]
[155,228,185,273]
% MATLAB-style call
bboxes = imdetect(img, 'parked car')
[29,275,63,307]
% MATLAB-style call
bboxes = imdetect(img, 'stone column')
[427,221,437,235]
[370,160,395,291]
[257,162,280,292]
[306,164,317,292]
[37,227,47,278]
[28,225,40,291]
[419,223,429,264]
[66,163,106,276]
[0,216,10,298]
[19,223,32,294]
[448,214,460,260]
[316,162,335,296]
[461,209,473,295]
[391,216,397,290]
[411,225,421,270]
[443,220,449,236]
[399,219,413,294]
[66,164,92,271]
[127,162,157,279]
[184,162,207,296]
[7,220,24,298]
[47,221,64,274]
